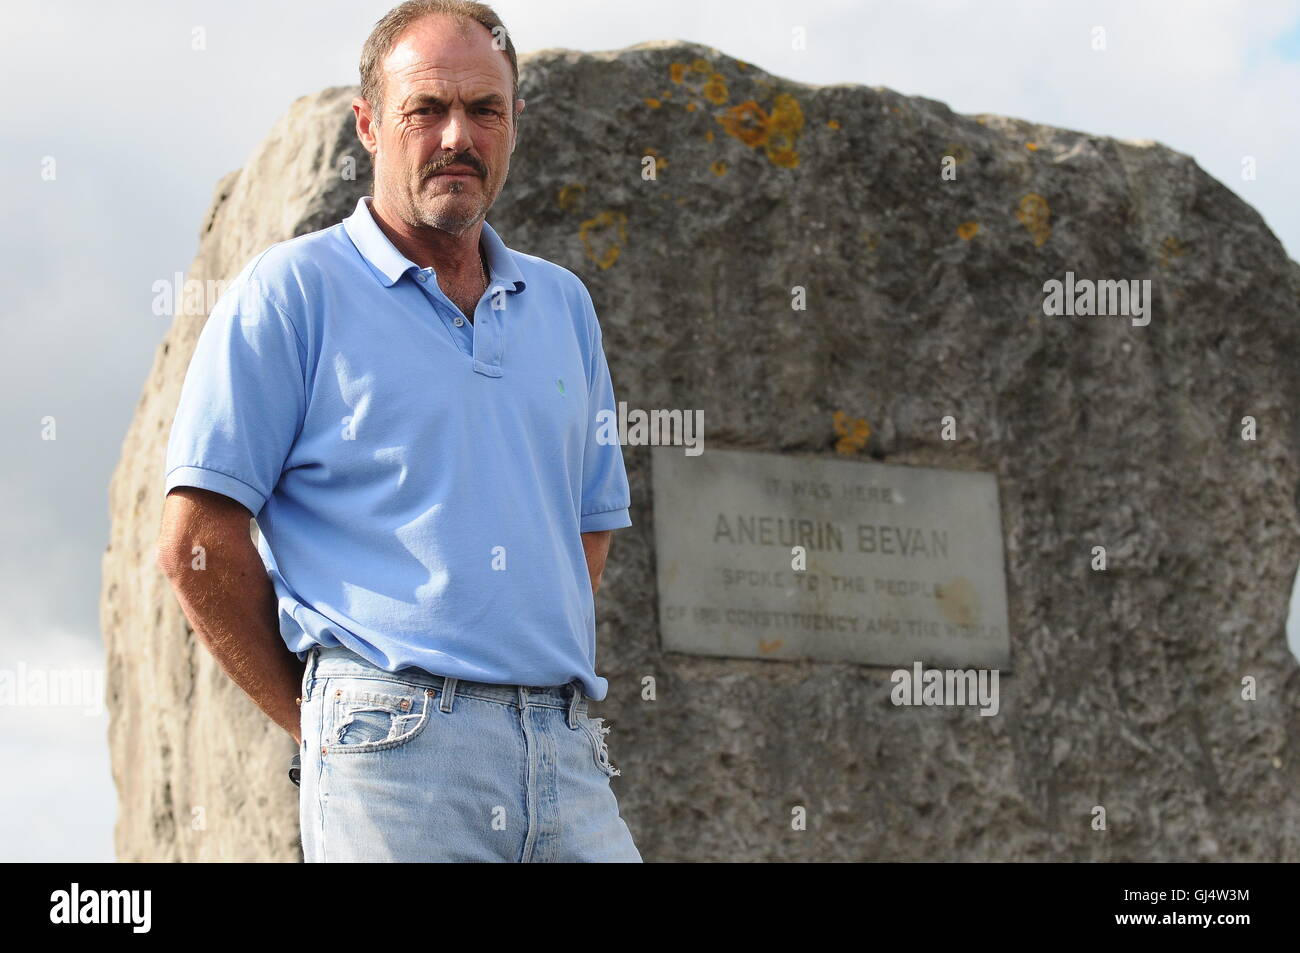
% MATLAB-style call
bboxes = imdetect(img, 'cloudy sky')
[3,0,1297,861]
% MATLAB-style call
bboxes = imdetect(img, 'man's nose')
[440,109,476,155]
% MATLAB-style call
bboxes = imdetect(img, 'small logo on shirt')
[556,378,566,396]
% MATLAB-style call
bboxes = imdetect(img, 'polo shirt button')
[416,272,427,282]
[453,316,464,326]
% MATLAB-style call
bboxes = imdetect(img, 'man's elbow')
[156,486,253,580]
[155,535,190,580]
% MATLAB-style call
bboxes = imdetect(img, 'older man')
[156,0,641,862]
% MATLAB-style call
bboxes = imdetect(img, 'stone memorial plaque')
[651,447,1011,669]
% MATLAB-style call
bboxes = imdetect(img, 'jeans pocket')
[324,676,433,755]
[578,712,620,778]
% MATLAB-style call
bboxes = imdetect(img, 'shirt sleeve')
[579,321,633,533]
[163,267,307,517]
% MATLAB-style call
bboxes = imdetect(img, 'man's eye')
[408,105,496,118]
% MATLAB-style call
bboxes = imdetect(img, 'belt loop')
[517,684,528,710]
[301,645,320,703]
[567,680,583,729]
[439,676,458,713]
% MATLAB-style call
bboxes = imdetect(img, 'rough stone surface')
[103,40,1300,862]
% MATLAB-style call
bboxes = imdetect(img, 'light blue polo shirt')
[164,196,632,700]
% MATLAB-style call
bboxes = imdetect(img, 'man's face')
[367,15,519,234]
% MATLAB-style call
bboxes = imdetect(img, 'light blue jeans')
[298,643,642,862]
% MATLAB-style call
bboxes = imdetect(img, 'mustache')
[421,155,485,179]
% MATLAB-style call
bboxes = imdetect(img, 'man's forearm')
[159,539,305,745]
[581,529,613,597]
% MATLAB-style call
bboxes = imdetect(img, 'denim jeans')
[298,643,642,862]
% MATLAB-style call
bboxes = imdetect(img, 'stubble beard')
[403,164,502,235]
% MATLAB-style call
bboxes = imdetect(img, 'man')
[156,0,641,863]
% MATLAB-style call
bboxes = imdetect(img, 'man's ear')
[511,97,525,153]
[353,97,379,156]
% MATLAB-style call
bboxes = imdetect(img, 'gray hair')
[359,0,519,125]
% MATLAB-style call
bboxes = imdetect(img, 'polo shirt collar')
[343,195,526,294]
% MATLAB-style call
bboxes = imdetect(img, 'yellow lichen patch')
[1025,142,1039,151]
[685,101,697,112]
[935,578,979,626]
[859,228,879,253]
[660,90,672,99]
[1158,235,1186,268]
[758,639,783,655]
[945,143,970,164]
[691,58,710,73]
[1015,193,1051,247]
[578,211,628,270]
[827,119,841,130]
[643,148,667,173]
[734,59,748,71]
[557,183,585,212]
[716,94,806,168]
[718,100,768,147]
[669,62,687,83]
[710,159,728,176]
[703,72,728,105]
[833,411,871,454]
[764,94,805,168]
[956,221,979,240]
[704,128,714,143]
[644,97,662,108]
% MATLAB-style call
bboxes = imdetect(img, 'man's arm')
[581,529,613,598]
[156,487,305,744]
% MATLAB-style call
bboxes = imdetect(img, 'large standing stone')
[103,40,1300,862]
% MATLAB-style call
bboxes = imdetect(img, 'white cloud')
[0,626,114,862]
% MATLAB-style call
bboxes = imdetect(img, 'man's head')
[354,1,523,235]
